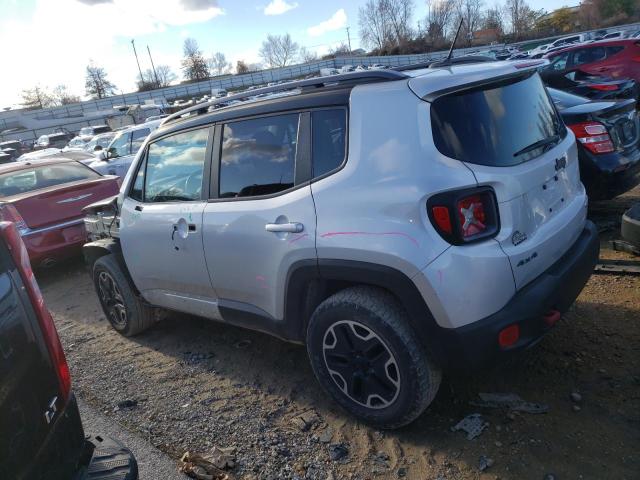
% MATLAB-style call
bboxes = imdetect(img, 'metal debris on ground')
[289,409,321,432]
[609,239,640,256]
[470,392,549,414]
[451,413,488,440]
[478,455,494,471]
[179,448,236,480]
[594,259,640,275]
[328,443,349,461]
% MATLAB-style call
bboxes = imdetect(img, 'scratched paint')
[288,233,309,245]
[320,231,419,247]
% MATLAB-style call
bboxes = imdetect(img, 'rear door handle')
[265,222,304,233]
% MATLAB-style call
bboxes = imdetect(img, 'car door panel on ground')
[202,113,318,321]
[120,126,218,317]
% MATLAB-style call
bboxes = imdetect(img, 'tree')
[208,52,231,76]
[236,60,250,74]
[456,0,484,45]
[299,47,318,63]
[482,4,504,34]
[85,63,117,99]
[181,38,210,81]
[52,85,81,105]
[504,0,540,39]
[155,65,177,87]
[21,86,54,110]
[259,33,299,68]
[359,0,391,50]
[385,0,414,46]
[424,0,457,46]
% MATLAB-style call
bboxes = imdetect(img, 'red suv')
[544,39,640,83]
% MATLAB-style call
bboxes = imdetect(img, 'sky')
[0,0,580,108]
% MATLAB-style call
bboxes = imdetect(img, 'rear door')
[120,126,218,316]
[202,113,317,321]
[429,71,587,290]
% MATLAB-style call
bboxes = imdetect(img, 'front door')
[202,113,317,321]
[120,126,219,318]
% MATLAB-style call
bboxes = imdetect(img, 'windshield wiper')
[513,134,560,158]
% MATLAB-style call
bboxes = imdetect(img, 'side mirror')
[97,150,109,161]
[93,145,103,152]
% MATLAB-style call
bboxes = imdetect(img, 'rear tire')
[93,254,158,336]
[306,286,441,429]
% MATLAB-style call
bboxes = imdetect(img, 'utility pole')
[131,39,144,87]
[346,26,352,54]
[147,45,160,88]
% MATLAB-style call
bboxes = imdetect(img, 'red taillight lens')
[0,203,28,234]
[431,206,452,234]
[589,84,618,91]
[428,188,499,245]
[498,324,520,348]
[568,122,615,154]
[0,222,71,402]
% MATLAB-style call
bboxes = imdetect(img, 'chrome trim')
[56,193,93,204]
[20,218,84,237]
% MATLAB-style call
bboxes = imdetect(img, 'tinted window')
[130,156,146,202]
[312,109,346,178]
[0,163,100,197]
[143,127,208,202]
[131,128,150,152]
[549,52,569,70]
[572,47,606,66]
[606,46,624,56]
[219,114,298,198]
[431,72,564,166]
[108,132,131,157]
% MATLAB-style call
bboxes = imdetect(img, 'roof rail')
[160,70,409,127]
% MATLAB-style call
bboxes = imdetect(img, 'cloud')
[76,0,112,4]
[180,0,219,10]
[264,0,298,16]
[307,9,347,37]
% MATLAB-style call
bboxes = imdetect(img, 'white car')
[87,121,161,178]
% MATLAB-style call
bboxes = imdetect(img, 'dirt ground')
[39,191,640,480]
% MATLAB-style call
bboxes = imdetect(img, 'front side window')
[108,132,131,157]
[312,109,346,178]
[549,52,569,71]
[219,114,298,198]
[131,128,150,153]
[143,127,209,202]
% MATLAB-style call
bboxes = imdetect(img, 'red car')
[544,39,640,84]
[0,159,119,268]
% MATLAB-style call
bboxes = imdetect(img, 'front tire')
[93,254,158,336]
[306,286,441,429]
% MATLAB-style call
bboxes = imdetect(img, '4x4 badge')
[512,231,527,246]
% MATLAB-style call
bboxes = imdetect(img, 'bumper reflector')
[543,309,561,327]
[498,324,520,348]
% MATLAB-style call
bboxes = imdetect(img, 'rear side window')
[572,47,606,66]
[605,46,624,56]
[219,114,299,198]
[431,72,564,166]
[142,127,209,202]
[131,128,150,153]
[0,163,100,196]
[312,109,346,178]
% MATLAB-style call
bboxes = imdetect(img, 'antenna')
[445,18,464,63]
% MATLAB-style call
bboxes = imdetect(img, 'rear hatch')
[414,67,587,290]
[1,163,119,229]
[592,99,639,153]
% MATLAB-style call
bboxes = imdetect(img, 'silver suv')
[83,66,599,428]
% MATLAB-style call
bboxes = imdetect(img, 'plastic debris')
[470,392,549,414]
[179,448,236,480]
[451,413,488,440]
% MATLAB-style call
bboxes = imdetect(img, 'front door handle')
[265,222,304,233]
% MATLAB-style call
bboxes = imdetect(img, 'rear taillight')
[0,203,29,235]
[428,187,500,245]
[589,84,618,91]
[568,122,615,154]
[0,222,71,402]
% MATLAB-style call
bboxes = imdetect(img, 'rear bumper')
[436,221,599,370]
[579,145,640,200]
[21,219,85,267]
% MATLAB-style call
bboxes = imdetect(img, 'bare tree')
[236,60,250,74]
[21,86,54,110]
[385,0,414,46]
[299,47,318,63]
[155,65,177,87]
[505,0,539,39]
[359,0,391,50]
[259,33,299,68]
[85,63,117,99]
[424,0,457,45]
[208,52,232,76]
[181,38,210,81]
[52,85,80,105]
[456,0,484,44]
[483,4,504,34]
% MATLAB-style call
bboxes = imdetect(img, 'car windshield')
[0,163,100,197]
[80,127,93,136]
[431,72,564,166]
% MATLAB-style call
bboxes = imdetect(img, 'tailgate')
[11,177,119,229]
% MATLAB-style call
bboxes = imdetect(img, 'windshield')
[107,131,131,157]
[79,127,93,136]
[431,72,565,166]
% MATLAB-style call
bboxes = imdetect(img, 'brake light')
[589,84,618,91]
[428,188,500,245]
[498,324,520,348]
[633,56,640,63]
[568,122,615,154]
[0,222,71,402]
[0,203,29,235]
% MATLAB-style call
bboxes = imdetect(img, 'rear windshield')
[431,72,564,166]
[0,163,100,197]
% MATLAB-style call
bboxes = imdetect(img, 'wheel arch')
[83,239,140,294]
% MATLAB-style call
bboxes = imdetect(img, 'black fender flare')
[284,259,446,363]
[83,238,123,269]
